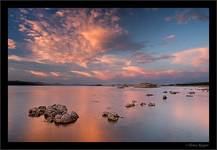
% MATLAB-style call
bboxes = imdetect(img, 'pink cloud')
[26,70,62,78]
[8,55,25,61]
[50,72,61,77]
[111,16,120,23]
[17,8,125,68]
[165,9,209,24]
[71,71,93,78]
[69,64,207,81]
[27,70,49,77]
[70,70,116,80]
[122,66,147,77]
[172,47,209,67]
[19,24,27,32]
[8,39,16,49]
[19,8,28,14]
[91,70,116,80]
[94,55,131,66]
[90,9,101,18]
[8,55,43,64]
[131,51,173,64]
[55,11,64,17]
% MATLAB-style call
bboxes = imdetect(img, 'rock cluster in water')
[28,104,79,124]
[186,91,196,97]
[125,100,156,108]
[102,112,120,122]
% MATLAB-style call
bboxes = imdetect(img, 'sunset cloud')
[131,52,173,64]
[27,70,49,77]
[94,55,131,66]
[55,11,64,17]
[50,72,61,77]
[19,24,27,32]
[27,70,62,78]
[8,55,43,64]
[91,70,116,80]
[8,8,209,84]
[70,66,206,81]
[8,39,16,49]
[15,8,143,68]
[8,55,26,61]
[165,9,209,24]
[71,71,93,78]
[19,8,28,14]
[122,66,147,77]
[172,48,208,67]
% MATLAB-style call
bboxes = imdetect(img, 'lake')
[8,86,209,142]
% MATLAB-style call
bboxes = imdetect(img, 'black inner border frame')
[1,1,216,149]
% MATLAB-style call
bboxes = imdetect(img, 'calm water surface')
[8,86,209,142]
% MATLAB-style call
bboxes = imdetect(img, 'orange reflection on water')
[70,87,106,142]
[8,86,209,142]
[21,86,107,142]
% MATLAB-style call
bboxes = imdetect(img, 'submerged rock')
[188,91,195,94]
[28,107,38,117]
[28,106,46,117]
[148,102,155,107]
[117,85,125,89]
[107,113,119,122]
[169,91,179,94]
[163,91,168,93]
[140,102,146,106]
[102,111,110,117]
[186,95,193,97]
[54,114,62,123]
[60,113,74,124]
[125,103,135,108]
[71,111,79,120]
[146,94,153,96]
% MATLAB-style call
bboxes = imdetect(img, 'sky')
[8,8,209,84]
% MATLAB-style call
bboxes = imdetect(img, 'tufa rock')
[140,102,146,106]
[186,95,193,97]
[125,103,136,108]
[148,102,156,107]
[102,112,120,122]
[146,94,153,96]
[29,104,79,125]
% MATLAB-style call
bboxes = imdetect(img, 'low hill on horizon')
[8,80,209,86]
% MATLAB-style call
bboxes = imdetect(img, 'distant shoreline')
[8,80,209,87]
[162,82,209,87]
